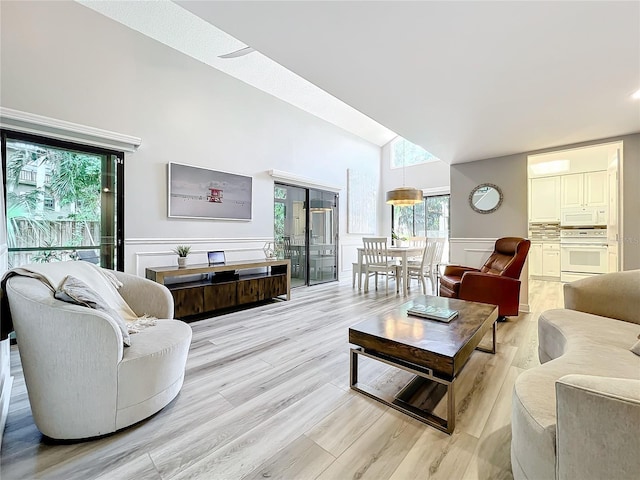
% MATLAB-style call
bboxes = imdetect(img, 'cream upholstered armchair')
[5,266,192,440]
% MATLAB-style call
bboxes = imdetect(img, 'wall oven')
[560,229,608,282]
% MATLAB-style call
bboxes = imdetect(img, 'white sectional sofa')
[511,270,640,480]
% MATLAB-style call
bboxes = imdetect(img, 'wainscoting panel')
[125,237,272,277]
[127,237,368,284]
[340,241,362,272]
[449,238,497,268]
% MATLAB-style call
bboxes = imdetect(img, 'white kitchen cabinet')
[530,176,561,222]
[561,171,607,209]
[529,242,560,279]
[529,243,543,277]
[542,243,560,278]
[584,171,607,207]
[560,174,583,209]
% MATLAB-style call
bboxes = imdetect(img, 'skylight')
[390,137,440,169]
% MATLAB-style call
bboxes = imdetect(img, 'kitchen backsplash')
[529,222,561,241]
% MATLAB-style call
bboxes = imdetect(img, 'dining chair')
[282,236,301,276]
[408,236,427,248]
[405,237,446,295]
[362,237,398,294]
[405,239,437,294]
[429,238,447,293]
[407,236,427,262]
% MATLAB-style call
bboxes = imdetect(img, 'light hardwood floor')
[0,277,563,480]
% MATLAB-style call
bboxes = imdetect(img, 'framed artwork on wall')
[347,168,377,234]
[168,162,252,220]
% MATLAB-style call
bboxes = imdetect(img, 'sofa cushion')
[531,309,640,424]
[116,319,192,427]
[538,308,640,362]
[563,270,640,325]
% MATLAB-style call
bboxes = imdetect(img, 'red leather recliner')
[439,237,531,317]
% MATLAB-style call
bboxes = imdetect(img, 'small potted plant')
[391,230,408,247]
[173,245,191,268]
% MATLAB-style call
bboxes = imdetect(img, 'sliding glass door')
[274,184,307,287]
[308,188,338,285]
[274,183,338,287]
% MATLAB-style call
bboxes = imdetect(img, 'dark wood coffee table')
[349,295,498,434]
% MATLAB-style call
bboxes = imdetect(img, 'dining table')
[356,245,424,296]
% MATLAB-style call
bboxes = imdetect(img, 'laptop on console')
[207,251,226,265]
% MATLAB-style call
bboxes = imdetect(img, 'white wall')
[379,141,450,236]
[0,1,381,275]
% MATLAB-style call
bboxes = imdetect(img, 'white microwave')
[560,207,607,227]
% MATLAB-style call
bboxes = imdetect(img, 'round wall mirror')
[469,183,503,214]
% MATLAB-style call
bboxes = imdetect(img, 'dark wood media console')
[146,259,291,319]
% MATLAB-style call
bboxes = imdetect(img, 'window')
[392,194,450,262]
[2,130,124,270]
[390,137,440,169]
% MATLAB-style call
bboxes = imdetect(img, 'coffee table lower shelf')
[350,347,456,433]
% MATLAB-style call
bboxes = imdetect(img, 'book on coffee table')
[407,304,459,322]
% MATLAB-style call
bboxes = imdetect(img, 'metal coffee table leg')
[475,320,497,354]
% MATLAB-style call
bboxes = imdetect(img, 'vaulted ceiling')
[177,1,640,164]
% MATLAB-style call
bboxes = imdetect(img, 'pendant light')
[386,139,423,206]
[386,186,423,206]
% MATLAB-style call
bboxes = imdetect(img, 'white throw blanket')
[11,261,138,319]
[5,262,156,333]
